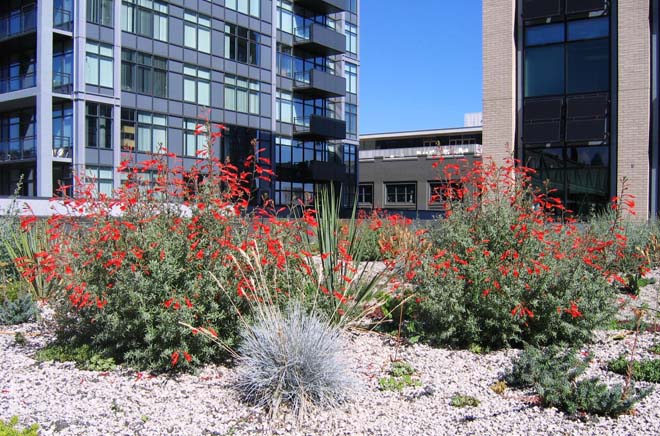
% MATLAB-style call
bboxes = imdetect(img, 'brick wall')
[482,0,516,166]
[617,0,651,219]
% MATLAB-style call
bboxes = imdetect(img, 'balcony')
[294,0,347,14]
[0,72,36,94]
[54,7,73,32]
[0,136,35,161]
[294,23,345,57]
[359,144,483,161]
[276,160,348,183]
[293,69,346,99]
[0,5,36,41]
[293,114,346,141]
[53,136,72,159]
[53,72,73,94]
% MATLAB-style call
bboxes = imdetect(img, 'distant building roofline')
[360,126,483,140]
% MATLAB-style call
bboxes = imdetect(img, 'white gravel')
[2,317,660,436]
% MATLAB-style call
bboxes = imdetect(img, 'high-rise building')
[483,0,657,217]
[0,0,359,209]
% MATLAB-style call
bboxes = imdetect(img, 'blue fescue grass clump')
[235,303,352,417]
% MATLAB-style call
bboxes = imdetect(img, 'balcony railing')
[0,5,36,41]
[293,23,346,57]
[53,8,73,31]
[0,71,36,94]
[53,71,73,94]
[53,136,72,158]
[360,144,483,160]
[293,114,346,140]
[0,136,36,161]
[293,69,345,98]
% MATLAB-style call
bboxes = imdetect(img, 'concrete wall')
[359,155,480,212]
[482,0,516,166]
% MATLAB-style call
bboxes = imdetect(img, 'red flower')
[171,351,179,366]
[20,215,37,231]
[183,351,192,362]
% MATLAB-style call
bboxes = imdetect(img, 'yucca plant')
[304,186,392,327]
[4,218,61,301]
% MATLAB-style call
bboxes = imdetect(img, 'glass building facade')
[0,0,359,209]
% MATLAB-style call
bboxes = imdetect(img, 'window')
[566,39,609,94]
[358,184,373,205]
[347,0,358,14]
[121,109,167,154]
[275,136,293,164]
[345,22,358,55]
[385,183,416,206]
[184,11,211,54]
[87,0,113,26]
[86,41,113,88]
[345,62,357,94]
[277,0,293,34]
[53,41,73,92]
[346,103,357,140]
[121,0,168,42]
[226,0,261,18]
[429,181,464,207]
[183,65,211,106]
[86,103,113,149]
[54,0,74,30]
[225,75,261,114]
[53,103,73,157]
[0,50,36,94]
[276,90,293,123]
[224,24,261,66]
[0,109,36,161]
[524,45,564,97]
[343,143,356,176]
[525,23,564,46]
[85,165,114,197]
[274,181,314,207]
[524,17,610,97]
[184,119,208,157]
[277,44,294,78]
[121,49,167,97]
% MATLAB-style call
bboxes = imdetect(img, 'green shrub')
[608,355,660,383]
[35,343,116,371]
[507,346,651,417]
[450,394,480,408]
[412,162,618,349]
[0,417,38,436]
[235,303,350,417]
[0,294,38,325]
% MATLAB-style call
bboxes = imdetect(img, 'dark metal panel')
[524,97,563,121]
[523,121,562,144]
[566,93,609,119]
[523,0,562,20]
[565,0,608,15]
[565,118,608,142]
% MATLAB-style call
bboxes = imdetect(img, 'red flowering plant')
[409,158,625,350]
[22,120,274,372]
[582,178,653,295]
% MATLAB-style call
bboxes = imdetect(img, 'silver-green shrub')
[236,303,351,417]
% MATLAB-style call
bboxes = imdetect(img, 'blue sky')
[359,0,482,134]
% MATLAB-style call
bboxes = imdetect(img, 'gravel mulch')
[2,316,660,436]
